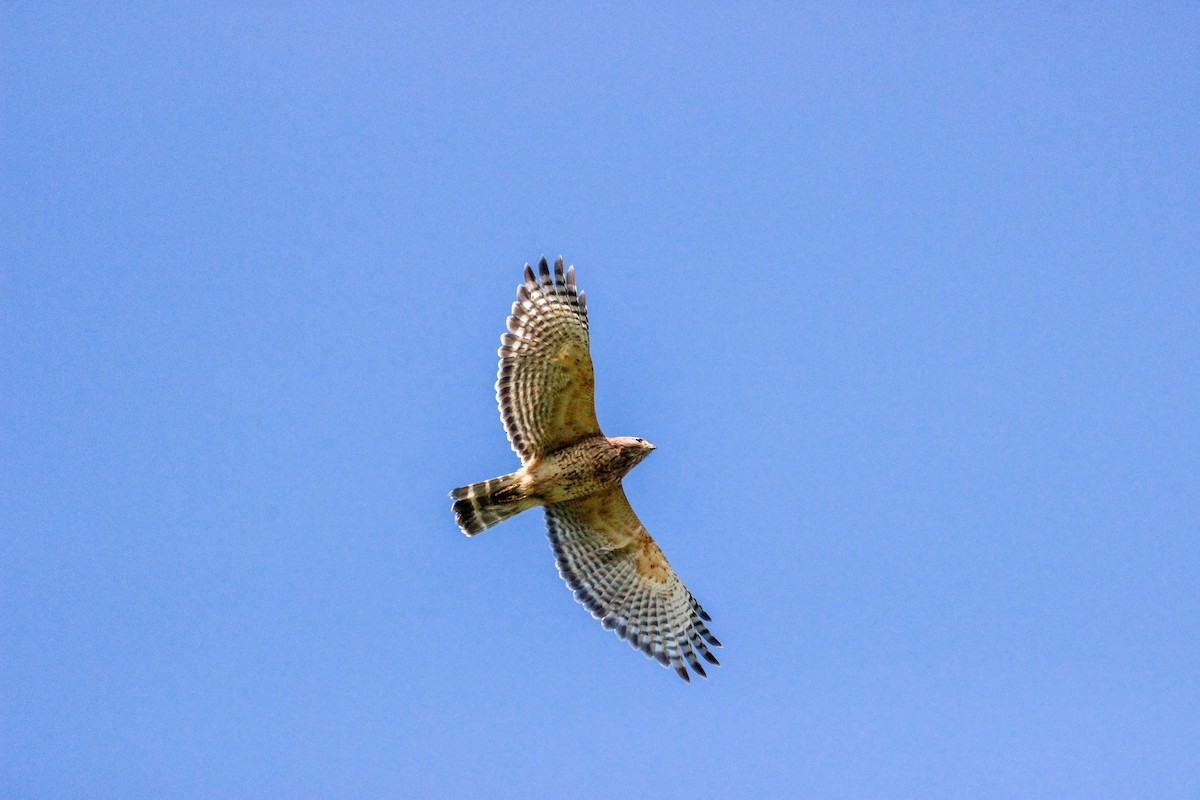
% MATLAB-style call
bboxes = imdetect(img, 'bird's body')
[451,435,646,533]
[450,256,720,682]
[528,434,648,503]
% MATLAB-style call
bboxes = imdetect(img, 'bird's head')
[610,436,656,471]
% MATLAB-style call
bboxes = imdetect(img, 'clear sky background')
[4,4,1198,798]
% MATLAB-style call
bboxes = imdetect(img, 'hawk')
[450,256,720,682]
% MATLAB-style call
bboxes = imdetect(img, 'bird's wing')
[497,256,601,463]
[544,485,720,682]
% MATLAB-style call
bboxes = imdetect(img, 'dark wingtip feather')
[675,665,691,682]
[553,256,565,286]
[523,263,536,284]
[538,256,551,283]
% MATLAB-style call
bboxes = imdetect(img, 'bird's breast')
[527,436,622,504]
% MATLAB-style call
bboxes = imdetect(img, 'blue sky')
[3,4,1198,798]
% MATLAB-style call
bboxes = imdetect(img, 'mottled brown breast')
[528,435,622,505]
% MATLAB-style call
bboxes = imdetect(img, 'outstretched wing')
[545,486,721,682]
[497,256,601,463]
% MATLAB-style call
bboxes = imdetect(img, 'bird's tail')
[450,472,533,536]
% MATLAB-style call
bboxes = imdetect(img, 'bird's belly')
[527,440,620,504]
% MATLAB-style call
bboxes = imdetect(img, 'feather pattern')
[496,256,600,463]
[545,485,721,682]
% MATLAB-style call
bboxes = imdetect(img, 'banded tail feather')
[449,472,532,536]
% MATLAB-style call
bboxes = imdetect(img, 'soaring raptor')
[450,256,721,681]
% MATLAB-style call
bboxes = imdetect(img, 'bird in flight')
[450,256,721,681]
